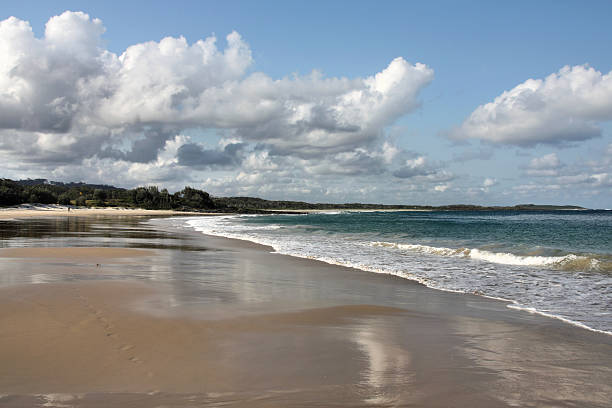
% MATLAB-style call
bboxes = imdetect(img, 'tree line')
[0,179,216,210]
[0,178,584,212]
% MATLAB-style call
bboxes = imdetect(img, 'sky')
[1,1,611,208]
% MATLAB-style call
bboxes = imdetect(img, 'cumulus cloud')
[451,65,612,146]
[3,11,506,207]
[47,135,191,187]
[0,10,434,181]
[524,153,563,176]
[301,142,406,176]
[590,173,612,187]
[392,155,454,183]
[508,145,612,204]
[393,156,430,178]
[0,12,107,133]
[527,153,561,169]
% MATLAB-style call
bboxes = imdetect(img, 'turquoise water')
[185,210,612,333]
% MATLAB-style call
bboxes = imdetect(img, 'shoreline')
[0,206,223,220]
[177,215,612,337]
[0,206,424,221]
[4,208,609,335]
[0,215,610,406]
[3,209,611,335]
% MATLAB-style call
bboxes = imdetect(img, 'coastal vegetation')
[0,178,216,211]
[0,178,585,212]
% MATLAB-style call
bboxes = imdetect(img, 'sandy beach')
[0,206,217,220]
[0,213,610,407]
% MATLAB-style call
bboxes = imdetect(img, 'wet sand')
[0,207,217,220]
[0,280,403,394]
[0,216,610,407]
[0,247,152,259]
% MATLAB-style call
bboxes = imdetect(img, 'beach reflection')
[451,316,612,407]
[351,317,414,405]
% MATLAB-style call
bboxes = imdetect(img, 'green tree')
[57,193,71,205]
[93,189,107,202]
[176,187,215,209]
[75,196,87,207]
[0,179,23,206]
[27,187,57,204]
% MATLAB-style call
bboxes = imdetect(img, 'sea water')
[183,210,612,333]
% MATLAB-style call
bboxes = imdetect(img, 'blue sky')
[1,1,612,207]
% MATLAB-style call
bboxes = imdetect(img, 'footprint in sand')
[73,289,147,367]
[96,316,113,330]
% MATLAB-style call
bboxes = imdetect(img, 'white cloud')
[434,184,449,192]
[48,135,191,187]
[524,153,563,176]
[483,178,497,187]
[590,173,612,187]
[393,156,428,178]
[0,12,112,134]
[476,177,498,193]
[451,65,612,146]
[505,145,612,205]
[527,153,561,169]
[98,31,253,126]
[381,141,400,164]
[302,149,387,176]
[243,151,279,171]
[0,11,434,188]
[392,155,454,183]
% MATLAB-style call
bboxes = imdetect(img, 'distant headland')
[0,178,587,213]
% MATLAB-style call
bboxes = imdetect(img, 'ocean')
[182,210,612,334]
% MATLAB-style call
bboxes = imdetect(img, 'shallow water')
[181,210,612,333]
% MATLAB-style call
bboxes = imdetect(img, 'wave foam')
[370,241,605,271]
[506,304,611,336]
[180,216,611,334]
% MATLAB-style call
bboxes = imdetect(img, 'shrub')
[75,196,87,207]
[57,193,71,205]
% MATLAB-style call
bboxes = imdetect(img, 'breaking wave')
[181,213,612,334]
[370,241,610,272]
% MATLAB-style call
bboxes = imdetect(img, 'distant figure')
[67,207,70,212]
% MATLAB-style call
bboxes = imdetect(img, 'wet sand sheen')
[0,215,610,407]
[0,247,152,259]
[0,280,407,395]
[0,207,216,220]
